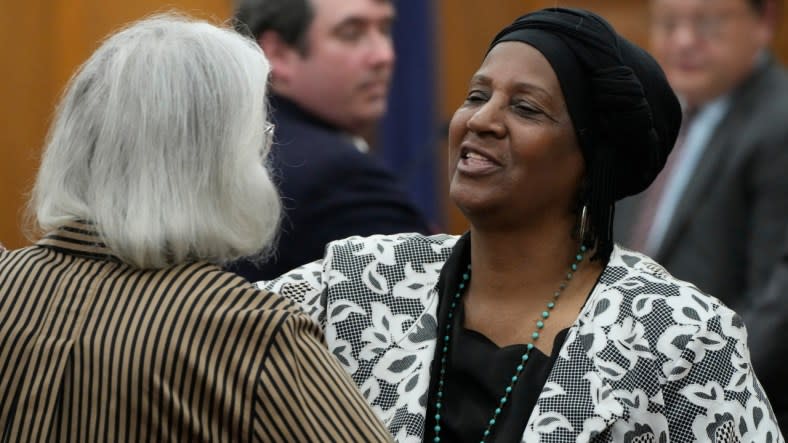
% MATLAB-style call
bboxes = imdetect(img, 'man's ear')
[755,0,779,44]
[258,30,300,83]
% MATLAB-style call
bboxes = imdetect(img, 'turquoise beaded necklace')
[431,244,587,443]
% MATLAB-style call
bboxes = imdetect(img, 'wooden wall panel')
[2,0,786,246]
[1,0,57,249]
[0,0,232,248]
[437,0,788,234]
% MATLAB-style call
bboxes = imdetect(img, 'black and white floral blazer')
[260,233,782,442]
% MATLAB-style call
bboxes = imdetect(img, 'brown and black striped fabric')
[0,221,391,442]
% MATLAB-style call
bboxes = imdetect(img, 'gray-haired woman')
[0,14,390,442]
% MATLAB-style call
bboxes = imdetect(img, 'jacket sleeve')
[253,311,392,442]
[661,308,783,442]
[258,258,329,328]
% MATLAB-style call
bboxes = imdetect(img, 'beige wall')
[0,0,232,249]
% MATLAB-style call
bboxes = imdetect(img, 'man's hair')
[748,0,782,14]
[233,0,314,53]
[232,0,392,54]
[749,0,768,12]
[30,14,282,269]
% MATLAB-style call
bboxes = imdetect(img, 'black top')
[425,233,568,442]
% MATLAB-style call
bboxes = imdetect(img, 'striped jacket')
[0,221,391,442]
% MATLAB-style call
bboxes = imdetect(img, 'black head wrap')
[489,7,681,262]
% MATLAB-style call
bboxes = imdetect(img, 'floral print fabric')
[260,233,782,442]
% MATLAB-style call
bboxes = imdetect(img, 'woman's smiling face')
[448,41,585,229]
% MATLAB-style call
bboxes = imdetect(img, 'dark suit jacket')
[615,56,788,311]
[229,95,430,281]
[741,224,788,433]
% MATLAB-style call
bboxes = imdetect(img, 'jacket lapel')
[388,288,440,424]
[655,119,731,259]
[520,246,634,442]
[520,315,626,442]
[655,60,771,259]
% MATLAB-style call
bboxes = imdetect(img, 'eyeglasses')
[651,9,750,40]
[264,122,275,137]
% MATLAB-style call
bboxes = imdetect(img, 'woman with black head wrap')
[260,8,782,442]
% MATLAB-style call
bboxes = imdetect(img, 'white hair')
[30,14,281,269]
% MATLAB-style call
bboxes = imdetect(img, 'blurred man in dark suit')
[229,0,431,281]
[616,0,788,310]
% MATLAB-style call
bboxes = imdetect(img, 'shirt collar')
[36,220,121,262]
[270,94,340,133]
[270,94,369,152]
